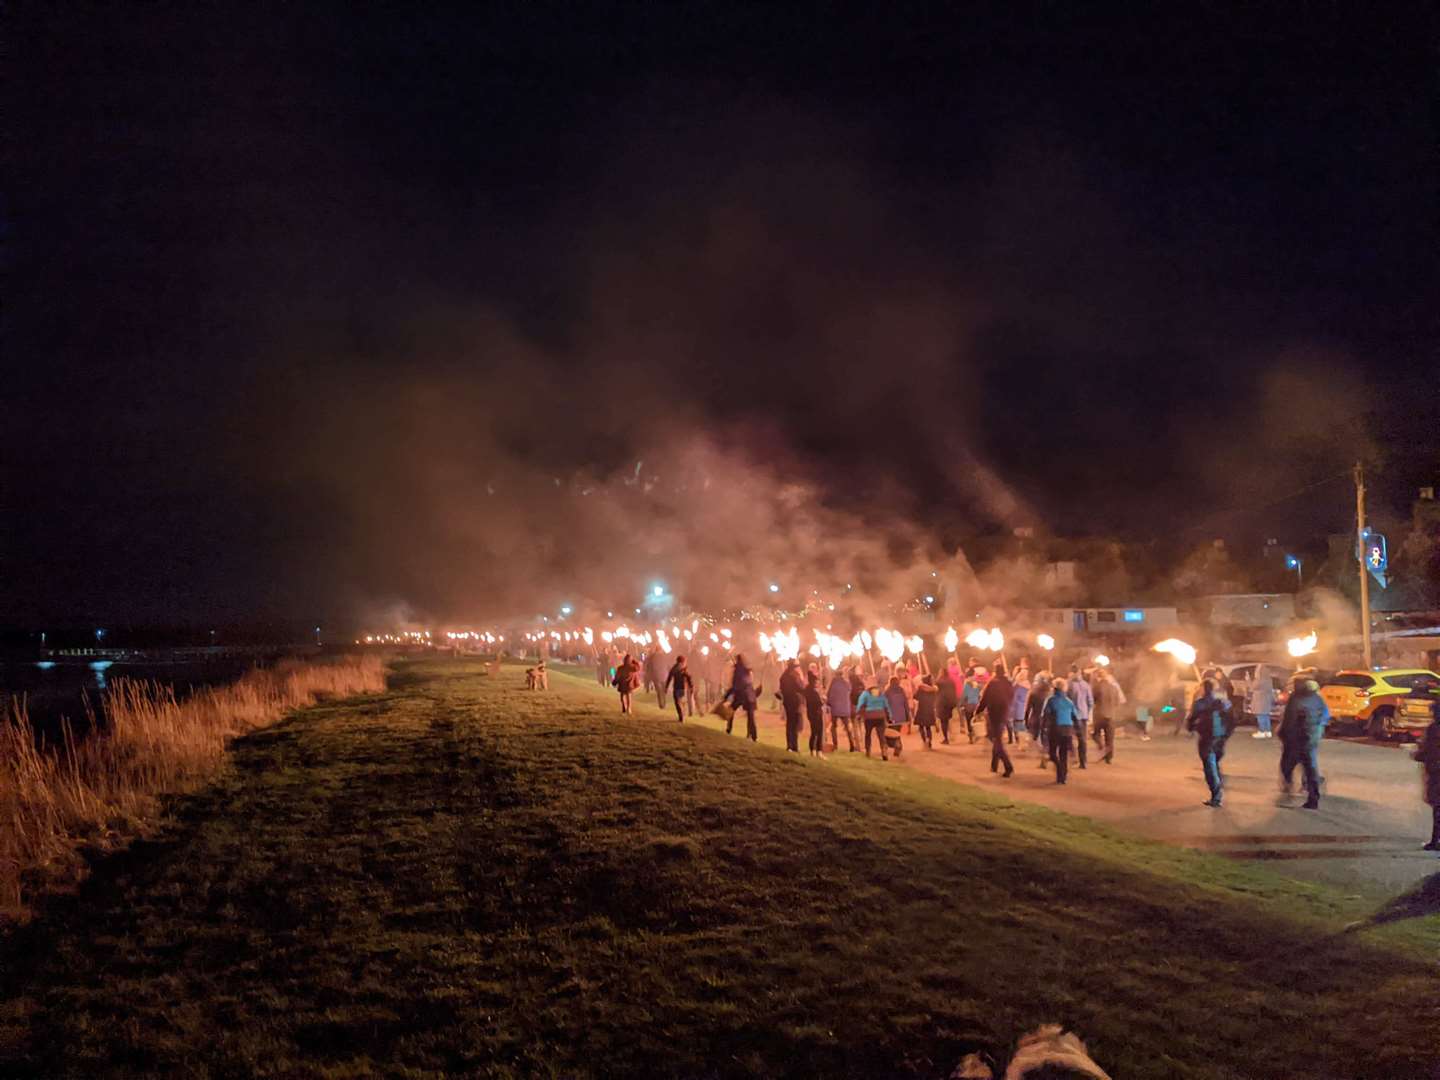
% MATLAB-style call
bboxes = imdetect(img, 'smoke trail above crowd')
[11,5,1428,627]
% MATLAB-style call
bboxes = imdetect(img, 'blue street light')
[652,584,665,598]
[560,605,572,616]
[768,582,780,593]
[1285,554,1303,589]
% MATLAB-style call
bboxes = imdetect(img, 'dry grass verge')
[0,655,386,921]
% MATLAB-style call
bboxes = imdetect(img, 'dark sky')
[9,4,1438,628]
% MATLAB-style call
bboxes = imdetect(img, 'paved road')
[738,702,1437,898]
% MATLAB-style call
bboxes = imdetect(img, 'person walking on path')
[856,682,893,760]
[1413,700,1440,851]
[1006,664,1029,744]
[804,670,827,757]
[644,649,668,709]
[778,659,807,753]
[1187,678,1235,807]
[1249,672,1276,738]
[980,668,1015,777]
[827,666,858,752]
[1279,678,1329,810]
[1026,672,1053,767]
[914,674,939,749]
[1043,677,1078,785]
[663,654,694,724]
[613,653,640,714]
[884,675,912,735]
[1092,668,1125,764]
[937,664,960,745]
[722,653,759,740]
[960,668,983,743]
[1067,666,1094,769]
[595,652,610,688]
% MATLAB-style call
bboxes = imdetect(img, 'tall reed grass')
[1,655,386,921]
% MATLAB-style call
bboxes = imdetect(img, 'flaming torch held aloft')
[1287,630,1319,668]
[942,626,959,656]
[1152,638,1200,681]
[1036,633,1056,673]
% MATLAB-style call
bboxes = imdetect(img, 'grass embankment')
[3,660,1437,1078]
[0,656,387,919]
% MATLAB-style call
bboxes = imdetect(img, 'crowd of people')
[593,643,1440,851]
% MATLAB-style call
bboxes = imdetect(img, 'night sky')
[9,4,1438,628]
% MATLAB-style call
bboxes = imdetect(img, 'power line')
[1174,469,1352,536]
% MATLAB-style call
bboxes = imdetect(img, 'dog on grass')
[951,1025,1111,1080]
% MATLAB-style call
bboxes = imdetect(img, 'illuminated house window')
[1123,610,1145,623]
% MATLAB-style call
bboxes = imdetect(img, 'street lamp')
[1285,554,1303,589]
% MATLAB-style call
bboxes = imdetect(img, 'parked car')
[1178,662,1291,726]
[1318,668,1440,740]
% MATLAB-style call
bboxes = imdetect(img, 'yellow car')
[1319,669,1440,739]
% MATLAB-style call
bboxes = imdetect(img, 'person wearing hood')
[827,666,857,752]
[722,653,759,741]
[1279,678,1330,810]
[1187,678,1235,807]
[777,659,806,753]
[1066,666,1095,769]
[979,668,1015,777]
[1413,700,1440,851]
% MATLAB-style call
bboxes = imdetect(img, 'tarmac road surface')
[747,702,1437,899]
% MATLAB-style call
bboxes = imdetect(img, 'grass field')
[3,659,1437,1078]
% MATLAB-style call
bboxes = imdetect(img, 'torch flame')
[1037,633,1055,651]
[1153,638,1198,666]
[943,626,959,654]
[1093,653,1110,667]
[964,628,1005,652]
[875,628,906,663]
[905,635,925,655]
[1287,630,1319,659]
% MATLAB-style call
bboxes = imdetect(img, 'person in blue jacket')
[1279,678,1330,810]
[960,668,983,743]
[1043,677,1079,785]
[1187,679,1235,807]
[1007,664,1030,744]
[826,666,857,752]
[855,682,893,761]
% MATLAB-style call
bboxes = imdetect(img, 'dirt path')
[724,700,1437,897]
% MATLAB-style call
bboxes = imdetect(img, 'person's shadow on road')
[1346,871,1440,931]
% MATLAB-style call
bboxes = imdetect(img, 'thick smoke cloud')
[249,106,1381,627]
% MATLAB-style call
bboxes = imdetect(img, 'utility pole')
[1354,461,1373,670]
